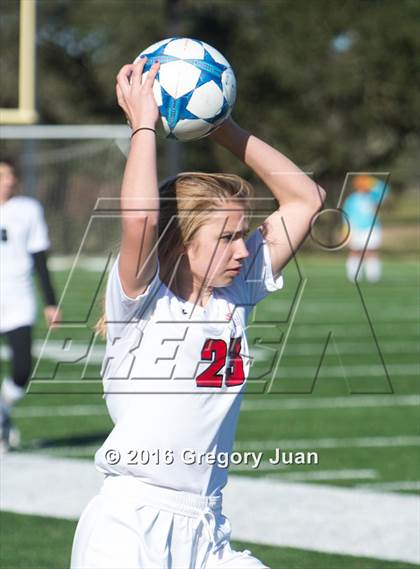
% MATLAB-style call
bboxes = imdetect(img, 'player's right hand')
[44,305,62,328]
[116,58,160,131]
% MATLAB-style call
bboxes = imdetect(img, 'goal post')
[1,124,131,139]
[0,124,134,255]
[0,0,38,125]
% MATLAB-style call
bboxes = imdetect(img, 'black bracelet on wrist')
[131,127,156,139]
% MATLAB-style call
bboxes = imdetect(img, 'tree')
[1,0,418,201]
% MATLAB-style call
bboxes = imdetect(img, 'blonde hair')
[95,172,253,338]
[158,172,252,271]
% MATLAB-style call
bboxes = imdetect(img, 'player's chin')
[219,272,238,285]
[210,275,231,288]
[0,187,13,198]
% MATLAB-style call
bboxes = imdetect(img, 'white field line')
[49,256,109,271]
[249,363,420,377]
[18,434,420,454]
[252,341,419,356]
[0,342,105,364]
[261,469,378,481]
[13,394,420,420]
[1,342,419,378]
[2,339,419,359]
[19,445,380,482]
[229,463,378,478]
[234,435,420,451]
[265,306,419,319]
[357,481,420,492]
[49,256,418,279]
[241,394,420,411]
[24,445,100,457]
[19,443,377,481]
[1,453,419,564]
[259,323,419,336]
[13,404,107,418]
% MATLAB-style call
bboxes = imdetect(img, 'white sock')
[346,256,360,281]
[0,377,26,411]
[364,257,382,282]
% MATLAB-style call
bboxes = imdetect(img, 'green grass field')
[0,512,416,569]
[1,254,419,568]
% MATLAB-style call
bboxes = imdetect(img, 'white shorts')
[71,475,269,569]
[349,227,382,251]
[0,291,36,333]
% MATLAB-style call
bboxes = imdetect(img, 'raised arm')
[115,58,161,297]
[209,118,327,276]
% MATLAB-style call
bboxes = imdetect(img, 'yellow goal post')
[0,0,38,125]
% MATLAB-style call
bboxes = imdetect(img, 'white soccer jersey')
[0,196,50,333]
[94,227,284,495]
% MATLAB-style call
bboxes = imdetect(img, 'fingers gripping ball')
[134,37,236,141]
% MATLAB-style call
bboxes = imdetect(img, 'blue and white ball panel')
[140,38,172,56]
[172,118,214,141]
[134,37,236,140]
[164,37,205,59]
[200,41,231,67]
[159,61,201,98]
[187,81,224,119]
[221,68,236,107]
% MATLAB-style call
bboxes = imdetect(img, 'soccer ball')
[134,37,236,141]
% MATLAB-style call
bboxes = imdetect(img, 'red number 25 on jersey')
[196,337,245,388]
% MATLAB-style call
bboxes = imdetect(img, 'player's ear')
[177,241,189,256]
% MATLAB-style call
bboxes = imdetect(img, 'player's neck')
[172,279,213,308]
[162,262,213,308]
[178,287,213,308]
[0,193,14,205]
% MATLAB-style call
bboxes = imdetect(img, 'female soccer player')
[71,58,326,568]
[343,175,389,282]
[0,158,61,451]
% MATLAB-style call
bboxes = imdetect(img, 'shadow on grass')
[19,432,108,452]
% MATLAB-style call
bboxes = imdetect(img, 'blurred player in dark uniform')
[0,158,61,451]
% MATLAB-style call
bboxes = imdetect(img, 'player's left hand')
[44,305,62,327]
